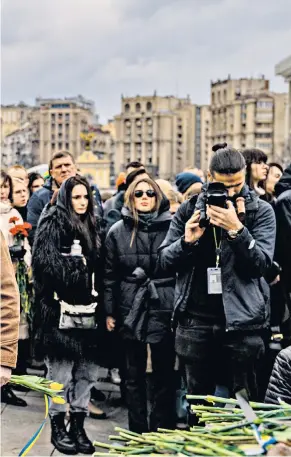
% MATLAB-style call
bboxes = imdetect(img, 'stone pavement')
[1,371,127,457]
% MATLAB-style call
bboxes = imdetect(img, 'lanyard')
[213,227,222,268]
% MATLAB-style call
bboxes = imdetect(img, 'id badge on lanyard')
[207,227,222,295]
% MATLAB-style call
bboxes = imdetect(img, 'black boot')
[1,385,27,407]
[69,412,94,454]
[50,413,78,455]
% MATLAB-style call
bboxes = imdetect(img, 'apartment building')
[34,96,94,164]
[1,103,32,138]
[211,76,287,160]
[114,94,211,179]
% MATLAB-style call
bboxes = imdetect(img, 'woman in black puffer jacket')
[32,176,102,455]
[265,346,291,404]
[104,176,176,433]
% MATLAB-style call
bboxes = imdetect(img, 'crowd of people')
[0,146,291,455]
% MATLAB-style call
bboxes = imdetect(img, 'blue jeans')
[46,358,98,416]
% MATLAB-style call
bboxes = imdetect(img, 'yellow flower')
[52,396,66,404]
[50,382,64,390]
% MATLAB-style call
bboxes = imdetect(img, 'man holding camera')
[159,144,276,411]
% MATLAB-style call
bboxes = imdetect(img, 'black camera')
[199,182,228,228]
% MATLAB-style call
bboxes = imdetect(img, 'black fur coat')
[32,205,102,362]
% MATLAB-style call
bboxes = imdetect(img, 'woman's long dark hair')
[241,148,267,189]
[57,176,101,258]
[1,170,13,202]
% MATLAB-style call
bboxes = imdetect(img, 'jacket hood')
[0,201,13,215]
[56,178,71,214]
[275,164,291,197]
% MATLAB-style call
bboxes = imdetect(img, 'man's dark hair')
[268,162,284,174]
[125,161,144,171]
[0,169,13,201]
[210,143,246,175]
[126,168,147,188]
[49,150,75,173]
[241,148,268,188]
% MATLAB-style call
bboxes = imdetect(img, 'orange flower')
[23,222,32,230]
[9,226,18,236]
[21,229,29,237]
[9,216,20,223]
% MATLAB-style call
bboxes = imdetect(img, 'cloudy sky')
[2,0,291,122]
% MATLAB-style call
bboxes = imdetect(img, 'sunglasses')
[134,190,156,198]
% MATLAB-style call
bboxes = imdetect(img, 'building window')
[212,93,215,105]
[58,124,62,131]
[51,114,56,122]
[146,102,152,111]
[136,103,141,113]
[58,133,62,139]
[65,113,70,122]
[51,142,55,150]
[257,101,273,109]
[146,118,152,126]
[124,103,130,113]
[51,134,55,140]
[51,123,56,129]
[58,113,63,119]
[65,143,69,149]
[58,142,62,149]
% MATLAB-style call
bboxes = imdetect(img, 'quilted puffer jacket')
[104,202,175,343]
[265,346,291,404]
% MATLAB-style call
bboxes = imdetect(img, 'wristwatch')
[227,227,244,239]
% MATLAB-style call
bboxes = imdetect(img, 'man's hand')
[185,210,206,243]
[106,316,116,332]
[270,275,280,286]
[207,201,244,232]
[0,366,12,387]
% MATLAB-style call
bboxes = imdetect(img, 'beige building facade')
[1,104,32,138]
[275,55,291,162]
[114,94,211,179]
[34,96,94,164]
[211,77,287,161]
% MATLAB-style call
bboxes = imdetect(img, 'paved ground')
[1,370,127,457]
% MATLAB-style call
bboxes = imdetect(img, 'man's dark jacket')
[274,164,291,293]
[158,185,276,332]
[104,202,175,343]
[265,346,291,404]
[27,177,103,246]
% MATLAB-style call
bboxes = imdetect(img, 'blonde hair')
[155,179,173,198]
[125,177,163,247]
[8,164,28,177]
[167,190,182,205]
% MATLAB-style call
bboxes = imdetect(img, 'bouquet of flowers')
[9,217,32,315]
[9,217,31,261]
[9,374,65,403]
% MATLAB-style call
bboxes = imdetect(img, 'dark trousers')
[123,337,176,433]
[176,317,265,402]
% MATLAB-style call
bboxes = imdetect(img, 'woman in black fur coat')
[32,176,101,455]
[104,176,176,434]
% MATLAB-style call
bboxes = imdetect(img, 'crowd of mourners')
[1,144,291,455]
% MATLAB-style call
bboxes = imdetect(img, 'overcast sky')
[2,0,291,123]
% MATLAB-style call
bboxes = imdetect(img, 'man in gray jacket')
[159,144,276,417]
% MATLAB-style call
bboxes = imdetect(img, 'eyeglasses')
[134,190,156,198]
